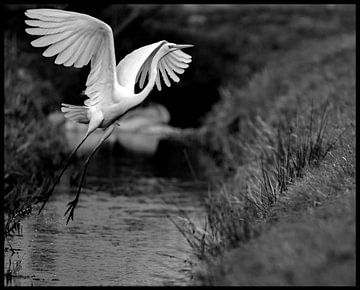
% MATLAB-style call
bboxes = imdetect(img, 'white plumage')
[25,8,192,105]
[24,8,194,223]
[25,9,117,109]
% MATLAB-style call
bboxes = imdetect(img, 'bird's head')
[158,41,194,58]
[167,42,194,51]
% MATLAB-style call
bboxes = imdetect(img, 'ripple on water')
[5,176,206,286]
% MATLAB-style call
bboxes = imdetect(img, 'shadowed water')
[4,142,208,286]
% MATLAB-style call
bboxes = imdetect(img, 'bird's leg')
[64,124,115,224]
[38,132,91,214]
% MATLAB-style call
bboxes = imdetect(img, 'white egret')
[24,8,193,224]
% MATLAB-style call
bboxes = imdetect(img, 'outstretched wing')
[138,48,192,91]
[25,9,117,107]
[116,41,165,93]
[116,40,192,93]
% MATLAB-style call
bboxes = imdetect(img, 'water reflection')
[4,144,207,286]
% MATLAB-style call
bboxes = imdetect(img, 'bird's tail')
[61,103,89,124]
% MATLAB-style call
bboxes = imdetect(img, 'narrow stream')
[4,141,208,286]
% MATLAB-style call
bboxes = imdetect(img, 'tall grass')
[174,32,355,283]
[201,102,338,251]
[4,34,68,237]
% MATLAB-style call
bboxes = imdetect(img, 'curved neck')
[132,56,159,105]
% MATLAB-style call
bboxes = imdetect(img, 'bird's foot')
[64,198,79,225]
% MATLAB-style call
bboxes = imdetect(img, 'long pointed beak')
[170,44,194,49]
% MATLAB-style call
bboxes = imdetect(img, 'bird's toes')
[64,199,78,224]
[64,204,72,216]
[66,213,73,225]
[65,206,74,224]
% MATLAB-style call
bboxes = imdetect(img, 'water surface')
[4,143,208,286]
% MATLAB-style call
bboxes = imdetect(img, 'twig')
[183,149,199,182]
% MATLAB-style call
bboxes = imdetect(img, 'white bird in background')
[24,8,193,224]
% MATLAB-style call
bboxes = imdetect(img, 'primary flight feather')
[24,8,193,223]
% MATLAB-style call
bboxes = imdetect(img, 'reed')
[178,32,355,285]
[4,34,68,236]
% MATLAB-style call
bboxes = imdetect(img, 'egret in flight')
[24,8,193,224]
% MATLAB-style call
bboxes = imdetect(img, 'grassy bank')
[185,31,355,285]
[4,35,68,236]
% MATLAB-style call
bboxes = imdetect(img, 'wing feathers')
[26,10,193,108]
[139,65,149,89]
[155,72,162,91]
[74,31,98,67]
[116,41,164,91]
[54,32,85,64]
[173,50,192,62]
[129,45,192,92]
[25,19,65,28]
[43,31,80,57]
[159,60,171,87]
[26,9,74,18]
[25,11,66,22]
[163,58,180,82]
[67,32,92,68]
[171,53,192,64]
[25,25,71,36]
[80,31,100,65]
[150,48,192,91]
[25,8,118,109]
[31,30,74,47]
[168,54,189,69]
[63,33,89,66]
